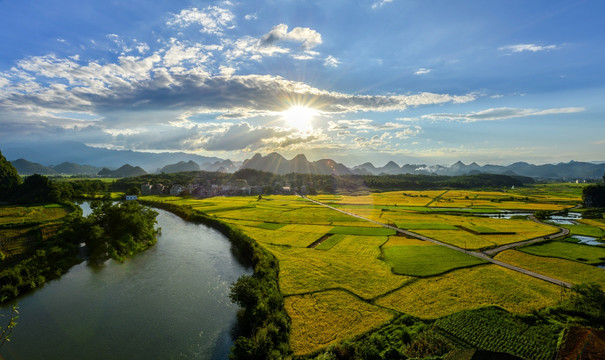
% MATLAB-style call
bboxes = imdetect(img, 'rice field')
[494,250,605,288]
[286,290,395,355]
[519,241,605,265]
[138,188,590,354]
[0,204,70,225]
[268,235,412,299]
[381,237,487,276]
[376,265,562,319]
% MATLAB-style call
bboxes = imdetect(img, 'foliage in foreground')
[138,200,290,359]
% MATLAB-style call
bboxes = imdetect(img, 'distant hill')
[50,162,101,175]
[241,153,352,176]
[159,161,200,174]
[2,141,222,173]
[98,164,147,178]
[352,159,605,179]
[10,159,57,175]
[200,159,239,173]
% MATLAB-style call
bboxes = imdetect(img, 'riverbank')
[138,199,292,359]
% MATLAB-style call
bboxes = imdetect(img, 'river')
[0,203,252,359]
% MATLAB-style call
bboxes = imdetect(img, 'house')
[170,184,184,196]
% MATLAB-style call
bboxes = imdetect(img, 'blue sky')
[0,0,603,166]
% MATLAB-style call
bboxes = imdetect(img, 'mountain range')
[240,153,351,176]
[3,141,604,180]
[240,153,605,180]
[1,141,222,173]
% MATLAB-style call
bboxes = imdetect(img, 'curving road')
[303,196,573,288]
[482,216,570,256]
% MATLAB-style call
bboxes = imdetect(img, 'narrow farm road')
[483,216,570,256]
[302,196,573,288]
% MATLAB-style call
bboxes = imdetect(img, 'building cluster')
[140,179,303,198]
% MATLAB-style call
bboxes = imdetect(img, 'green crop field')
[435,307,562,360]
[520,240,605,265]
[562,223,605,237]
[315,233,346,250]
[382,238,487,276]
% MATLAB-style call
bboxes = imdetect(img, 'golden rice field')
[286,290,394,355]
[268,236,412,299]
[0,204,70,225]
[375,265,562,319]
[138,188,594,355]
[494,250,605,288]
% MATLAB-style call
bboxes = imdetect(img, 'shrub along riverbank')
[138,200,291,359]
[0,201,160,301]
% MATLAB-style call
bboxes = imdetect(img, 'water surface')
[1,203,251,359]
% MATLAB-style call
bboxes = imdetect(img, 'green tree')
[126,186,141,196]
[0,150,22,200]
[83,201,159,264]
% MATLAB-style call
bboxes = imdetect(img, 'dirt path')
[303,196,573,288]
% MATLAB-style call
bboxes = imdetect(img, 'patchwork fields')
[140,184,603,356]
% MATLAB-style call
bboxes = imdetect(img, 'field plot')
[269,236,412,299]
[435,307,562,360]
[376,265,561,318]
[433,190,573,211]
[237,225,327,248]
[286,290,394,355]
[495,250,605,288]
[520,241,605,265]
[563,223,605,238]
[313,191,444,207]
[0,204,70,225]
[381,237,486,276]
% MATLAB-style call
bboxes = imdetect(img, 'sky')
[0,0,604,167]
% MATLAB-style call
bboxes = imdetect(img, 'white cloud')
[355,132,391,148]
[244,13,258,21]
[414,68,431,75]
[372,0,393,9]
[260,24,322,50]
[395,125,421,139]
[324,56,340,68]
[423,107,585,122]
[203,122,290,151]
[499,43,557,53]
[167,6,235,35]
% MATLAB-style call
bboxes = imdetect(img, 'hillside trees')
[0,150,22,200]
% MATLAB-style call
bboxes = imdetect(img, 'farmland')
[136,184,603,357]
[495,250,605,288]
[519,240,605,265]
[0,204,72,258]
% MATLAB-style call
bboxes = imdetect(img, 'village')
[138,179,308,198]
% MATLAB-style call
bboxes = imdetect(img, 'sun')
[281,105,318,132]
